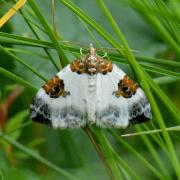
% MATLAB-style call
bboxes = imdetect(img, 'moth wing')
[95,64,151,128]
[30,65,88,129]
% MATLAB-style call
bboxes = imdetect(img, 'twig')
[0,86,24,129]
[83,125,115,180]
[52,0,57,37]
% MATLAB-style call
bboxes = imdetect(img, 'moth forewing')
[30,65,88,129]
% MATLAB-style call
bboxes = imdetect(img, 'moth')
[30,44,151,129]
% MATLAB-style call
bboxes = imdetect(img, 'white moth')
[30,44,151,129]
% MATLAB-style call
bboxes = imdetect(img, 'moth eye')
[122,86,129,92]
[54,86,59,91]
[77,71,82,74]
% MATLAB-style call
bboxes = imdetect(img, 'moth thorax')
[89,45,96,55]
[84,54,100,74]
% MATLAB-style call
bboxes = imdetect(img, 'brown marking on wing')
[43,76,70,98]
[114,75,138,98]
[99,61,113,75]
[70,60,86,74]
[70,59,113,75]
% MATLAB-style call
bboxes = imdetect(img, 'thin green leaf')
[0,32,53,48]
[127,0,180,56]
[108,130,165,179]
[142,64,180,78]
[0,46,48,81]
[113,152,140,180]
[0,67,37,92]
[145,73,180,121]
[0,135,78,180]
[6,110,29,140]
[0,169,3,180]
[95,128,123,180]
[1,32,179,69]
[5,47,49,60]
[121,125,180,137]
[153,76,180,85]
[28,0,69,67]
[135,127,169,178]
[15,3,60,71]
[0,122,32,138]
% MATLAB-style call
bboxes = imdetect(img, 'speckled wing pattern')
[95,64,151,128]
[30,63,151,129]
[30,65,88,128]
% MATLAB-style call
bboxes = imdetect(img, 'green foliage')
[6,109,29,140]
[0,0,180,179]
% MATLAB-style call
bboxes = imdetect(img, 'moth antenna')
[80,48,83,56]
[80,47,85,61]
[100,52,107,59]
[90,43,93,48]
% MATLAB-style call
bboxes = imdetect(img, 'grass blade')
[109,130,165,179]
[0,46,48,82]
[145,73,180,121]
[28,0,69,67]
[127,0,180,56]
[16,3,59,71]
[0,0,26,28]
[121,125,180,137]
[113,152,140,180]
[0,134,78,180]
[84,126,115,180]
[95,128,123,180]
[0,32,54,48]
[0,169,4,180]
[0,67,37,92]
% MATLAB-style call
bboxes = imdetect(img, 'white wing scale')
[95,64,151,128]
[30,65,88,128]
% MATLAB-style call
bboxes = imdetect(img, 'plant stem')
[83,126,115,180]
[0,169,3,180]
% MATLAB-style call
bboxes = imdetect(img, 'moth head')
[84,43,100,74]
[89,43,96,55]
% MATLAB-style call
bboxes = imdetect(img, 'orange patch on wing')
[70,59,113,75]
[114,75,138,98]
[70,60,85,74]
[99,61,113,74]
[43,76,69,98]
